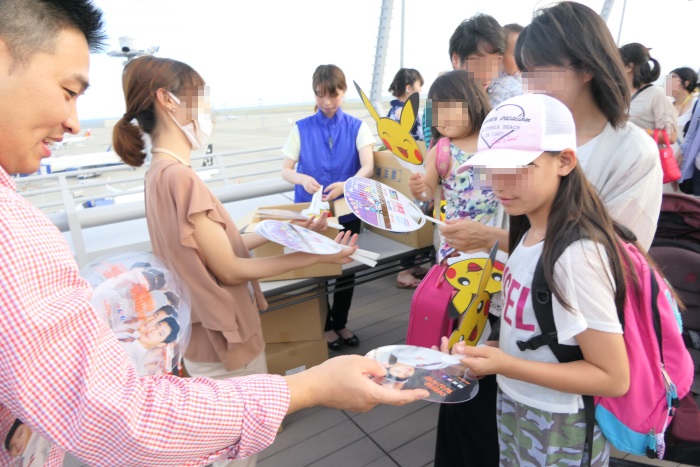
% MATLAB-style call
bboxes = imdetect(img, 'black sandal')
[342,334,360,347]
[327,337,343,350]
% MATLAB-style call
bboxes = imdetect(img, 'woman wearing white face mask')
[113,57,359,467]
[164,90,213,151]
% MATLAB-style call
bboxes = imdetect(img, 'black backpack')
[651,194,700,333]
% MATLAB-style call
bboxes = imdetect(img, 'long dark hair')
[112,56,205,167]
[509,156,628,313]
[426,70,490,145]
[515,1,630,128]
[619,43,661,89]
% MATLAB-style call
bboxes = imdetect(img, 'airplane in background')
[40,147,121,174]
[107,36,159,65]
[50,129,92,149]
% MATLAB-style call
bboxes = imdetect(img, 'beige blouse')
[628,84,679,138]
[145,159,265,370]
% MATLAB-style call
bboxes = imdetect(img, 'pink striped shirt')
[0,167,289,466]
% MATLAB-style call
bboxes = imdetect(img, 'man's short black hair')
[449,14,505,63]
[0,0,106,66]
[503,23,524,36]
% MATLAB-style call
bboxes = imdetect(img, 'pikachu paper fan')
[354,81,424,166]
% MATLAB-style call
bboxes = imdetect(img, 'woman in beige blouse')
[112,56,360,467]
[619,43,679,144]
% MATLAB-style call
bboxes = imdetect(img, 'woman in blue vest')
[282,64,375,350]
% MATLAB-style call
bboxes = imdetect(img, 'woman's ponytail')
[619,43,662,88]
[113,113,147,167]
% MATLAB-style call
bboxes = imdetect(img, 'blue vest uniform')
[294,108,362,211]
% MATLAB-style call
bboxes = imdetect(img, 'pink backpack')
[435,136,452,179]
[516,225,695,462]
[433,137,451,222]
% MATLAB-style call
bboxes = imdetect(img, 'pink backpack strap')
[435,137,452,180]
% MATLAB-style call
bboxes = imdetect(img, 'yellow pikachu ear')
[400,92,419,131]
[353,80,381,123]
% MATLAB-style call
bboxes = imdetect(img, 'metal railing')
[17,146,293,266]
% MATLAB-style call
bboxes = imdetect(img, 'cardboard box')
[368,151,435,249]
[265,338,328,376]
[248,202,343,281]
[261,290,328,344]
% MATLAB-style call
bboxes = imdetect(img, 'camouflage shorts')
[497,389,610,466]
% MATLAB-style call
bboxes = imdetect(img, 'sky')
[79,0,700,120]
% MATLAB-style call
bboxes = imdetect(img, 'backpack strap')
[515,231,584,363]
[521,223,635,346]
[582,395,595,467]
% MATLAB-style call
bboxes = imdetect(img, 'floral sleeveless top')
[437,141,499,262]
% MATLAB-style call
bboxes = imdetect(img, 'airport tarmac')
[15,102,380,215]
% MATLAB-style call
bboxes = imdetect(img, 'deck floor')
[65,273,698,467]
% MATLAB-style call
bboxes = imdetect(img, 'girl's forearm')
[500,355,629,398]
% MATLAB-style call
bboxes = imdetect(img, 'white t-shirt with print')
[495,235,623,414]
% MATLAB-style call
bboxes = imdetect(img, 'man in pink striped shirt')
[0,2,428,466]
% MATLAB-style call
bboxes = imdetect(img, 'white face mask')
[168,92,212,150]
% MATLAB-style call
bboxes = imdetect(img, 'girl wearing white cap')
[449,93,630,466]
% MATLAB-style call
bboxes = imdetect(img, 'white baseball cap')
[456,93,577,173]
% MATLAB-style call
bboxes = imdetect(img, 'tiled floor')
[65,273,699,467]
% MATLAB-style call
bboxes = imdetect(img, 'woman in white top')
[619,43,679,144]
[669,67,698,136]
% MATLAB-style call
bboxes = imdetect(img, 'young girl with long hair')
[514,1,662,251]
[112,56,357,467]
[408,70,496,263]
[453,93,630,466]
